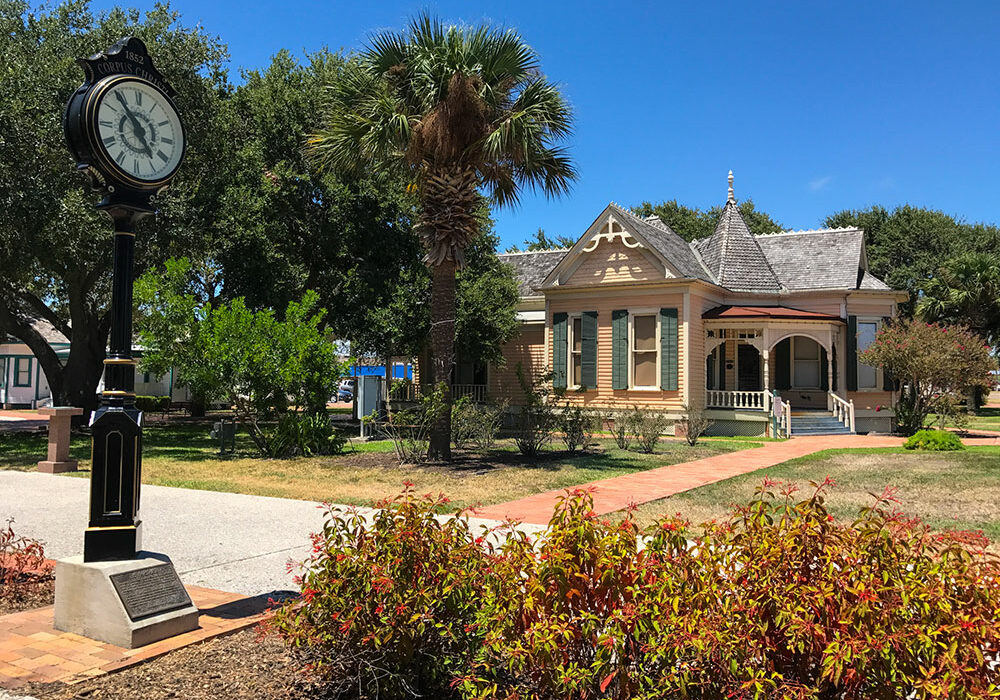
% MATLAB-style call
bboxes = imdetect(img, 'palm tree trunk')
[427,259,456,460]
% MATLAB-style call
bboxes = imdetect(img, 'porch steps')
[789,411,853,436]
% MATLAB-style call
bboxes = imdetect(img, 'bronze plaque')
[109,564,192,621]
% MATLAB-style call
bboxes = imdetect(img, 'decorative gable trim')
[539,204,684,289]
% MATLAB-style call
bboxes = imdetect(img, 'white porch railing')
[706,390,770,411]
[771,392,792,438]
[828,391,855,432]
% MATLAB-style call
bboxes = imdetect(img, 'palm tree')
[309,15,576,459]
[918,252,1000,345]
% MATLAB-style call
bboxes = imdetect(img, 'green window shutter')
[552,312,568,390]
[718,340,726,390]
[581,311,598,389]
[820,347,829,391]
[881,316,896,390]
[846,315,858,391]
[660,308,678,391]
[611,310,628,390]
[775,338,791,391]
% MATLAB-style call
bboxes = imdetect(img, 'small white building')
[0,320,68,409]
[2,319,190,409]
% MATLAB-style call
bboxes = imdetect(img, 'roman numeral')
[100,120,113,127]
[161,138,173,145]
[134,159,140,174]
[135,91,142,105]
[157,121,169,127]
[103,136,117,146]
[115,151,126,164]
[157,150,169,162]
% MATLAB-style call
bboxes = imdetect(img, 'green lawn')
[0,424,761,510]
[630,446,1000,542]
[929,406,1000,433]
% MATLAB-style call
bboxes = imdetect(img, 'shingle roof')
[692,200,782,292]
[858,269,891,290]
[609,205,716,283]
[755,228,870,291]
[498,249,567,296]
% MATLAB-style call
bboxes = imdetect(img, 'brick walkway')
[475,434,909,525]
[0,586,269,689]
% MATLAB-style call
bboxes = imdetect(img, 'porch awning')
[702,305,844,322]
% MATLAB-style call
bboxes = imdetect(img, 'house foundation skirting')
[703,409,770,438]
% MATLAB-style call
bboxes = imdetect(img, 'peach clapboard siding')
[489,325,546,402]
[560,239,665,287]
[541,289,689,412]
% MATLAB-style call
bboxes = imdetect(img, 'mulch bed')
[0,574,54,616]
[22,628,315,699]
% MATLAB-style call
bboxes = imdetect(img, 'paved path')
[476,435,908,524]
[476,432,1000,525]
[0,472,526,599]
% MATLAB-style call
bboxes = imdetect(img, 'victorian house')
[489,174,906,436]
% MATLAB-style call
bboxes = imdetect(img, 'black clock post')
[85,197,152,562]
[55,37,198,649]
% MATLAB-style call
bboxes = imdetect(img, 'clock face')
[91,78,184,185]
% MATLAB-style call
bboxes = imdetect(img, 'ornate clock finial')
[727,170,735,203]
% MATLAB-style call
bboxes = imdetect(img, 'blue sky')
[91,0,1000,249]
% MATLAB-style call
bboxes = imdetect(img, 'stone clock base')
[54,553,199,648]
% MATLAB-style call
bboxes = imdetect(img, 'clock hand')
[114,91,154,159]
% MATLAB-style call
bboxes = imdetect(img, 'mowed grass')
[0,423,760,509]
[630,446,1000,542]
[930,406,1000,433]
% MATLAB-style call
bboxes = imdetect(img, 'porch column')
[762,349,770,393]
[826,342,835,410]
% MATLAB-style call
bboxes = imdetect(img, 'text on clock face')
[95,79,182,180]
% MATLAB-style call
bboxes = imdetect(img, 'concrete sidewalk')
[0,472,521,598]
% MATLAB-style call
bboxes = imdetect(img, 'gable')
[561,235,668,286]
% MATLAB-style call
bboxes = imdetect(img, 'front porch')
[701,306,855,436]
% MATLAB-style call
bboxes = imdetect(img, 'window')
[792,337,821,388]
[570,316,583,387]
[13,358,31,387]
[631,314,657,387]
[857,321,879,389]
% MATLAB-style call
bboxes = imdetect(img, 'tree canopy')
[506,228,575,252]
[632,199,783,242]
[0,0,228,411]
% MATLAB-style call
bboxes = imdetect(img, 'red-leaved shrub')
[0,518,51,610]
[276,484,1000,699]
[270,485,490,699]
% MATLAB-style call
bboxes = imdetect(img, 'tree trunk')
[427,260,456,461]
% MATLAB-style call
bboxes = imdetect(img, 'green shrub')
[278,486,1000,699]
[451,397,504,451]
[270,413,347,458]
[559,404,597,453]
[460,484,1000,699]
[271,487,487,700]
[135,395,170,412]
[632,410,672,453]
[903,428,965,451]
[513,364,555,460]
[607,405,642,450]
[378,386,447,465]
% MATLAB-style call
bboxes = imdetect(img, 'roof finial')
[727,170,735,203]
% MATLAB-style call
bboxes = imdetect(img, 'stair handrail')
[783,400,792,438]
[828,391,855,432]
